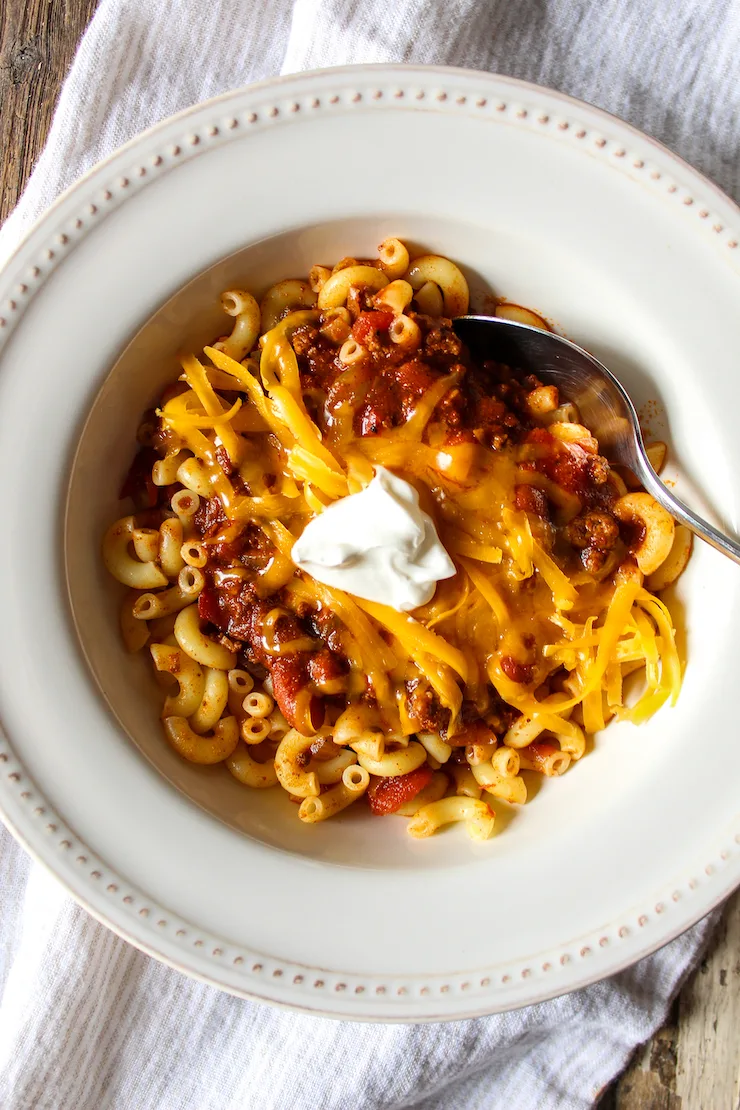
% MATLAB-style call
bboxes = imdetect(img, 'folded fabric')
[1,0,736,1106]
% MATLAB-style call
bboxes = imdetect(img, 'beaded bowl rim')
[0,64,738,1021]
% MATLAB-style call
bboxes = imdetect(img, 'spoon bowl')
[453,314,740,565]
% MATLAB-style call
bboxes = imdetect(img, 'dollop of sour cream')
[291,467,456,612]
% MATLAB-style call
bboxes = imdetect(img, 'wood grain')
[0,3,738,1107]
[602,890,740,1108]
[0,0,99,223]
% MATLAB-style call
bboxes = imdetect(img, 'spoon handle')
[635,460,740,566]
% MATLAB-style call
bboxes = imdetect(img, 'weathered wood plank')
[674,890,740,1108]
[612,1004,681,1110]
[608,890,740,1108]
[0,0,99,223]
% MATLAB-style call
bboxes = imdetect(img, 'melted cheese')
[164,311,683,742]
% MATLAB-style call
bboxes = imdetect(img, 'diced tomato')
[209,538,247,566]
[500,656,534,685]
[545,452,590,496]
[271,658,324,731]
[394,359,437,397]
[198,588,222,627]
[367,764,434,816]
[215,445,235,476]
[351,310,394,345]
[525,427,554,447]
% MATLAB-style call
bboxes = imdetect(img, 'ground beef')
[447,719,497,749]
[580,547,610,573]
[290,324,318,357]
[565,510,620,551]
[422,322,462,363]
[194,496,227,538]
[405,678,451,734]
[308,609,346,655]
[238,524,275,571]
[308,650,348,690]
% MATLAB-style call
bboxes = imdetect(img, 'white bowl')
[1,65,740,1020]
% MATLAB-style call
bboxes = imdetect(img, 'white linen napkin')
[1,1,737,1106]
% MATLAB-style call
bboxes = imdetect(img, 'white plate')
[0,65,739,1021]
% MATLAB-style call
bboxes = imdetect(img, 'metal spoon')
[452,314,740,565]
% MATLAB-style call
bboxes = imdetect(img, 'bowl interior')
[65,213,729,869]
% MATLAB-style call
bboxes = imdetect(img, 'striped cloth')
[1,1,737,1106]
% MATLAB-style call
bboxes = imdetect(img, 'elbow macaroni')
[318,265,389,309]
[103,516,169,590]
[408,797,495,840]
[298,765,370,823]
[357,741,427,778]
[260,279,317,333]
[190,668,229,734]
[404,255,469,316]
[163,715,239,764]
[104,238,688,841]
[227,742,279,788]
[275,729,320,798]
[174,605,236,670]
[214,289,261,361]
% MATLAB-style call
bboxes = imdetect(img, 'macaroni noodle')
[103,240,689,842]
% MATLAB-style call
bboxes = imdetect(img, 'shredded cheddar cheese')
[106,242,689,842]
[164,314,683,746]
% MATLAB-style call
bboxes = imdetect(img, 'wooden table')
[2,3,738,1105]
